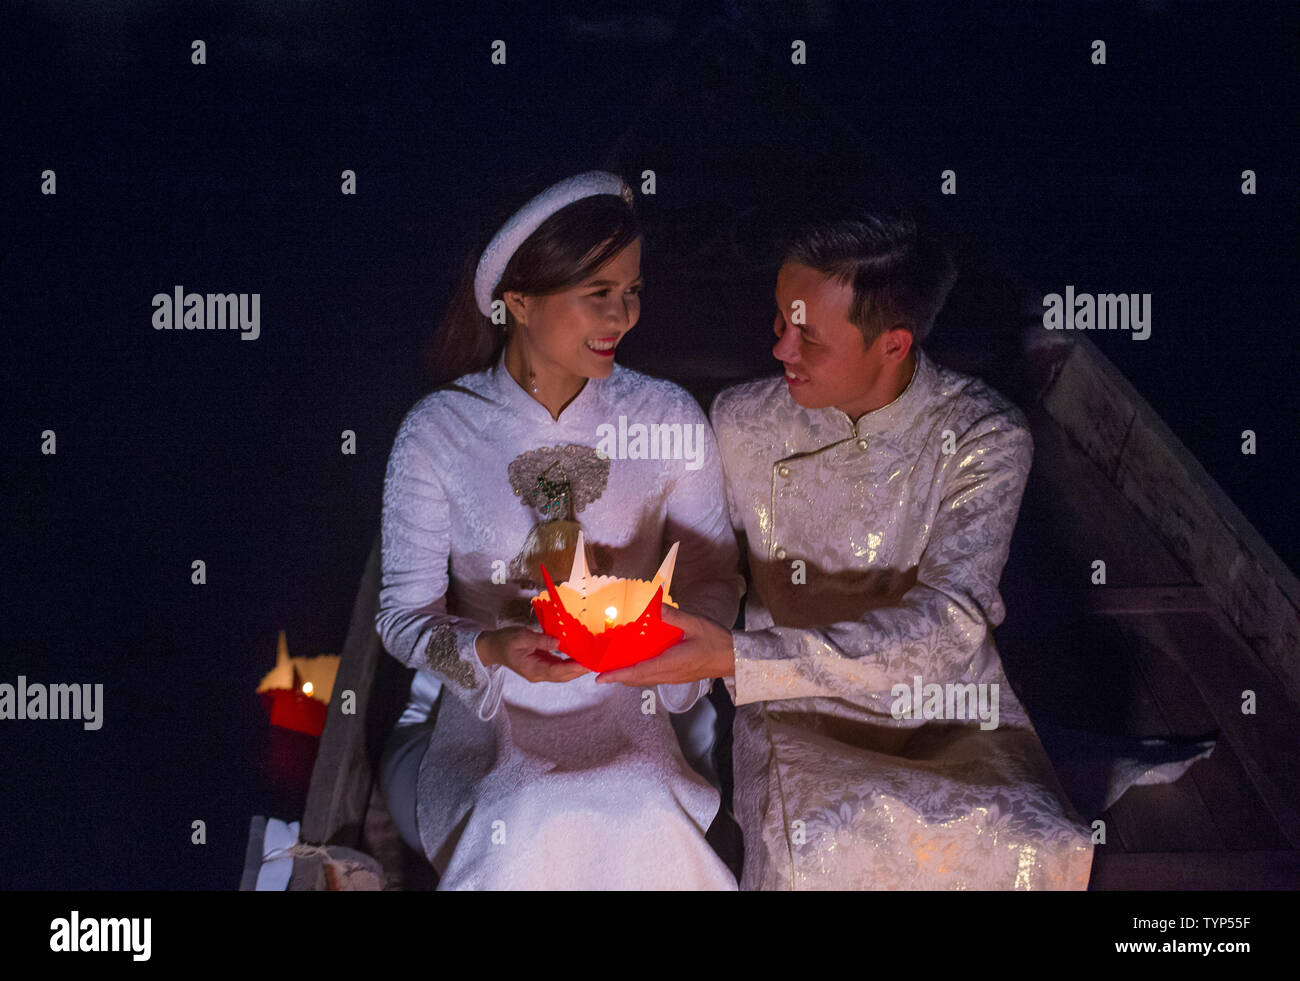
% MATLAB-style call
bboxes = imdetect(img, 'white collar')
[812,347,934,438]
[490,349,607,427]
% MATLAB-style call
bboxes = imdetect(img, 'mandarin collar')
[490,348,606,427]
[807,347,935,440]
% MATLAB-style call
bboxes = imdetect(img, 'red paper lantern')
[255,632,338,738]
[260,686,328,738]
[531,533,684,673]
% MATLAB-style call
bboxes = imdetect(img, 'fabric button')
[774,547,787,560]
[777,465,790,478]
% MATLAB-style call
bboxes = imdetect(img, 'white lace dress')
[712,347,1095,890]
[375,351,743,889]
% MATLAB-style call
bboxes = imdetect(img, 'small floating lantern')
[256,631,340,738]
[531,531,684,673]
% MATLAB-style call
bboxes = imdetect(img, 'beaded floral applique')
[424,623,478,691]
[507,444,610,516]
[506,444,613,585]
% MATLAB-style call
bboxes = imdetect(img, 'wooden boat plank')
[999,406,1202,738]
[290,534,385,891]
[1097,640,1226,854]
[1143,610,1300,849]
[1020,404,1196,588]
[1186,741,1292,852]
[1107,781,1226,853]
[1128,623,1292,851]
[1037,335,1300,704]
[1088,849,1300,889]
[1079,586,1216,615]
[1040,339,1136,483]
[239,815,267,891]
[1117,409,1300,695]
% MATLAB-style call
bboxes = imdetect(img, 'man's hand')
[595,605,736,686]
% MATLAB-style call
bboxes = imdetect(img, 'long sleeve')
[374,404,507,721]
[656,397,746,713]
[729,411,1032,707]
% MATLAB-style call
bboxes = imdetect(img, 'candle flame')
[302,681,314,697]
[604,606,618,619]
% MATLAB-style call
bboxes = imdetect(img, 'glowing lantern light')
[531,531,684,673]
[256,631,340,738]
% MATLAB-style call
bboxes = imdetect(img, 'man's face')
[772,260,905,414]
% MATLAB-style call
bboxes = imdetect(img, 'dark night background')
[2,1,1296,889]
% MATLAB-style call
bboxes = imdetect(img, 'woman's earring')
[529,371,538,395]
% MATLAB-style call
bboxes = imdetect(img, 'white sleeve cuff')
[456,627,505,721]
[730,628,787,706]
[477,663,506,721]
[656,679,710,714]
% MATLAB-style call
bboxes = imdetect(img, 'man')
[597,211,1095,889]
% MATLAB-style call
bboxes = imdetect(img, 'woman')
[374,171,743,889]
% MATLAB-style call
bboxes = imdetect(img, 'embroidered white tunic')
[375,351,743,890]
[711,347,1095,890]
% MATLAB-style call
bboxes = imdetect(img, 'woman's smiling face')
[506,237,643,381]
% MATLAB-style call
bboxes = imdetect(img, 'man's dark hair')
[780,211,959,347]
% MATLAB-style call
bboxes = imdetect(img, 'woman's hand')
[475,626,590,683]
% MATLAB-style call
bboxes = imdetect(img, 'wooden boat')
[286,320,1300,890]
[287,20,1299,890]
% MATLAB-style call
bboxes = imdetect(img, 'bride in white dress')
[374,172,743,889]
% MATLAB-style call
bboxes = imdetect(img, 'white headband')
[473,170,634,318]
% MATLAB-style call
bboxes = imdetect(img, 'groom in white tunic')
[598,211,1095,889]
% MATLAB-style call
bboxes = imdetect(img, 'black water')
[2,2,1295,889]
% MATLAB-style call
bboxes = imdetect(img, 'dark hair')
[779,211,958,347]
[423,189,641,386]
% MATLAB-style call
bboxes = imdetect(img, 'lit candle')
[604,606,618,630]
[256,631,341,739]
